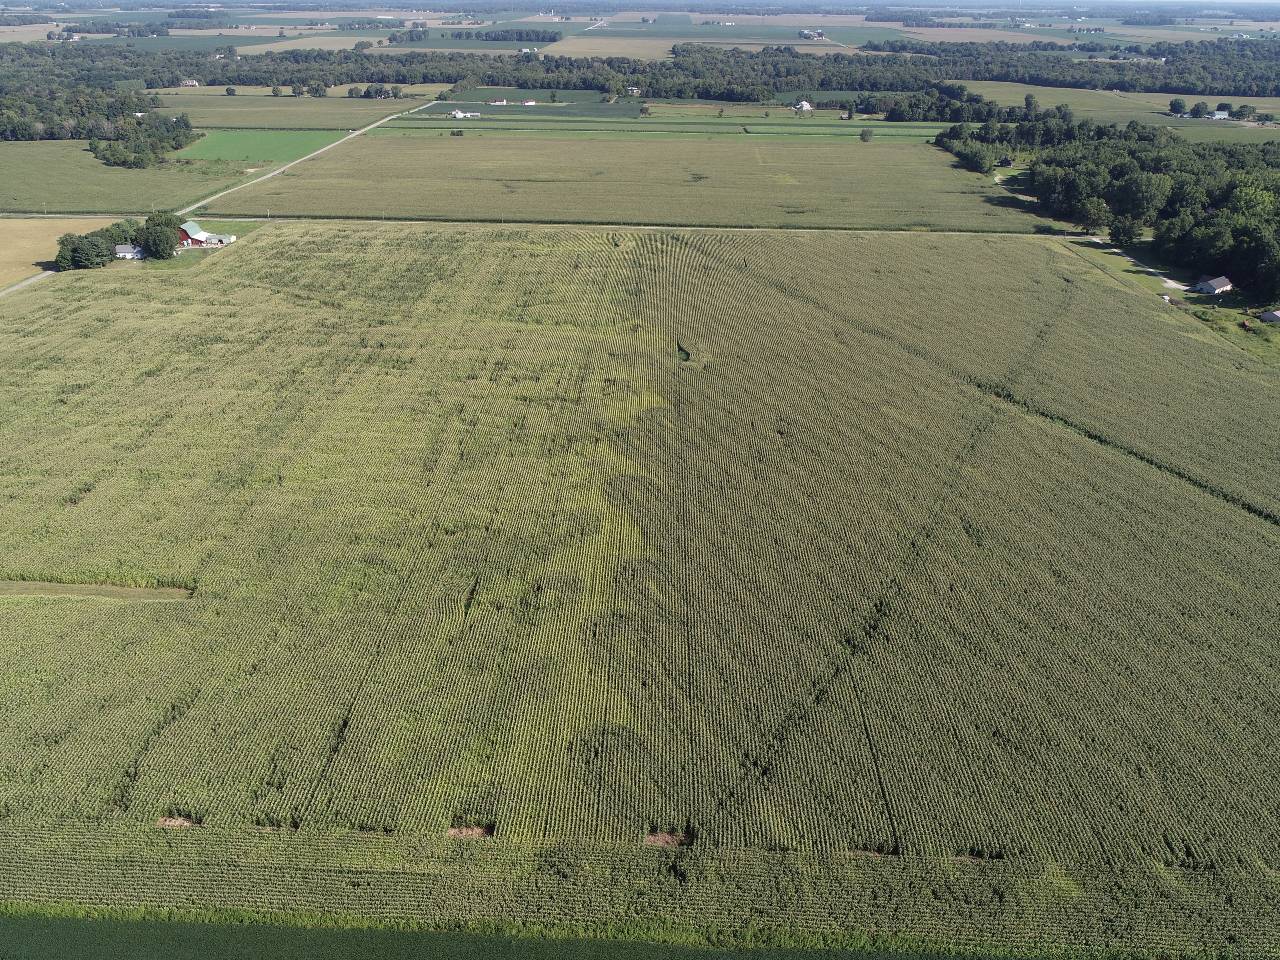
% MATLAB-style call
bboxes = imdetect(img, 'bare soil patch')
[446,824,495,838]
[644,830,690,847]
[156,816,196,829]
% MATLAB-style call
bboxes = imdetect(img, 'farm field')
[0,142,250,214]
[0,217,114,289]
[174,130,347,164]
[0,222,1278,956]
[962,81,1280,141]
[155,86,447,128]
[204,137,1036,230]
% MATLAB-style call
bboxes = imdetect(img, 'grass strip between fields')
[0,581,192,601]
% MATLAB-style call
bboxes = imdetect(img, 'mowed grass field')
[962,81,1280,142]
[0,142,251,214]
[155,85,448,128]
[174,129,346,164]
[205,137,1038,230]
[0,222,1279,955]
[0,217,115,288]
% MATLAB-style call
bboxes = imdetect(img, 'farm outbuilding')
[178,221,237,248]
[1261,310,1280,323]
[114,244,144,260]
[1194,276,1233,295]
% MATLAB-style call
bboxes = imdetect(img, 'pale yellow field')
[0,22,57,41]
[239,34,372,54]
[543,34,676,57]
[0,218,115,289]
[169,25,319,37]
[904,25,1067,43]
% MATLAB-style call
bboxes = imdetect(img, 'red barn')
[179,220,237,248]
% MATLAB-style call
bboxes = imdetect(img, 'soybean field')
[0,223,1278,955]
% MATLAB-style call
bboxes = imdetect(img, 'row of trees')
[936,114,1280,298]
[87,113,197,167]
[55,213,182,270]
[10,32,1280,109]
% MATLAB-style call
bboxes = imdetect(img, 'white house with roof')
[114,243,145,260]
[450,109,480,119]
[1194,276,1233,295]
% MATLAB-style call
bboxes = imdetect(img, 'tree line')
[10,32,1280,105]
[936,113,1280,299]
[55,213,183,270]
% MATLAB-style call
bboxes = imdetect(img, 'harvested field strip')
[0,581,193,601]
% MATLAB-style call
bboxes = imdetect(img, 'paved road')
[176,98,439,216]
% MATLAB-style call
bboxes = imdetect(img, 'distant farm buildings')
[449,109,480,119]
[1261,310,1280,324]
[793,100,814,113]
[625,86,641,96]
[179,79,200,87]
[178,221,236,248]
[798,29,826,39]
[1212,110,1231,120]
[114,244,145,260]
[1194,276,1233,295]
[522,99,538,106]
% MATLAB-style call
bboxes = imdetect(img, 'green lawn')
[175,129,346,163]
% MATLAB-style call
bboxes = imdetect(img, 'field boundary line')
[187,212,1068,236]
[176,98,441,217]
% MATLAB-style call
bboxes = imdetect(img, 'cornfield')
[0,222,1277,954]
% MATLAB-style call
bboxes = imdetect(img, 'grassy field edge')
[0,900,1215,960]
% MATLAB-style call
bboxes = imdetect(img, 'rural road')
[177,97,440,216]
[0,99,440,299]
[0,269,53,300]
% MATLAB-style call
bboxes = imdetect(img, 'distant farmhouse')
[1194,276,1233,295]
[1261,310,1280,324]
[1212,110,1231,120]
[625,86,641,96]
[114,244,145,260]
[179,79,200,87]
[794,100,814,113]
[178,221,237,249]
[798,29,825,39]
[449,109,480,119]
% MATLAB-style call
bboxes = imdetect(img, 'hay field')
[204,136,1039,230]
[542,34,677,57]
[155,87,446,128]
[0,142,249,214]
[0,217,115,288]
[0,222,1278,955]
